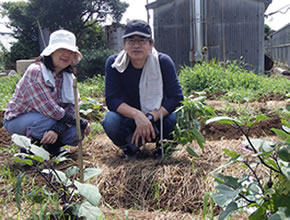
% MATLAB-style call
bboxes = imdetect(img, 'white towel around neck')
[40,63,76,104]
[111,48,163,113]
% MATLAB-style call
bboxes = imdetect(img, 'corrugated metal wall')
[269,24,290,66]
[147,0,265,73]
[152,0,191,68]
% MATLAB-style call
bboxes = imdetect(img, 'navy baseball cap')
[122,19,152,39]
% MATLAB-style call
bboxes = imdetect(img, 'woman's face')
[51,49,76,73]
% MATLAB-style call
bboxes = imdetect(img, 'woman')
[3,29,90,156]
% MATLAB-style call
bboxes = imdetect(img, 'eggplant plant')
[11,134,104,220]
[206,116,290,219]
[162,94,216,159]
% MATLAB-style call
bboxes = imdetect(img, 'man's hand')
[132,112,156,146]
[40,130,58,144]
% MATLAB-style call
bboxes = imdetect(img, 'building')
[268,23,290,67]
[146,0,272,73]
[105,23,126,52]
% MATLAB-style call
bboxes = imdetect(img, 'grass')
[0,74,21,110]
[179,60,290,102]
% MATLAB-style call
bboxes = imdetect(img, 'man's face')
[123,35,153,66]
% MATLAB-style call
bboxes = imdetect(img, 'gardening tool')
[73,78,84,183]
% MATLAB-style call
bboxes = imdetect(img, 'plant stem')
[236,123,282,174]
[35,166,64,201]
[244,161,264,194]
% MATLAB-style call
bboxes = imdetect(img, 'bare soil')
[0,98,288,219]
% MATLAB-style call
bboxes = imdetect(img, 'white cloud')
[265,1,290,31]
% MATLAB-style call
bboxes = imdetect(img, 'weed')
[179,60,290,102]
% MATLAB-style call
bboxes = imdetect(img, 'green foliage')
[1,1,40,69]
[162,94,216,159]
[78,75,107,136]
[0,73,21,110]
[179,60,290,102]
[78,47,114,81]
[11,134,104,219]
[265,24,275,41]
[78,74,105,98]
[1,0,128,73]
[206,116,290,219]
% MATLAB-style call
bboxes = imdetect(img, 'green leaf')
[74,181,101,206]
[26,187,42,199]
[29,144,50,161]
[16,173,26,211]
[206,116,242,126]
[222,149,239,158]
[42,169,72,186]
[218,202,238,220]
[281,165,290,180]
[282,125,290,133]
[77,201,104,220]
[210,155,243,174]
[253,114,269,124]
[192,129,205,149]
[268,207,290,220]
[249,206,266,220]
[271,128,290,142]
[242,139,275,153]
[65,166,80,178]
[278,147,290,162]
[11,134,32,149]
[186,146,200,157]
[12,155,33,166]
[211,183,241,207]
[83,168,102,182]
[211,173,241,189]
[202,192,210,219]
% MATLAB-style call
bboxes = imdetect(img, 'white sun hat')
[40,29,83,64]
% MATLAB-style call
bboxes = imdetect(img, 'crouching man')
[102,19,184,159]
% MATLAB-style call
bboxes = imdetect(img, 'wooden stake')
[73,78,84,182]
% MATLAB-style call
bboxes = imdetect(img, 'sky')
[265,0,290,31]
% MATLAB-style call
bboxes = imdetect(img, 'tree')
[264,24,275,40]
[1,0,128,77]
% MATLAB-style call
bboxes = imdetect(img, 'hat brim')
[122,31,151,39]
[40,43,83,64]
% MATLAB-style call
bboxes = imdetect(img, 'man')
[102,19,184,159]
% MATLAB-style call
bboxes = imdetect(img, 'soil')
[0,98,288,219]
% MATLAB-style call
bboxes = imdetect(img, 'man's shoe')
[44,145,68,157]
[153,148,163,160]
[122,145,138,160]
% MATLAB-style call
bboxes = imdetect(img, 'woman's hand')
[40,130,58,144]
[83,122,91,136]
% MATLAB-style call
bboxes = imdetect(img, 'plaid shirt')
[4,62,75,121]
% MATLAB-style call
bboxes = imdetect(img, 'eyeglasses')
[125,38,149,45]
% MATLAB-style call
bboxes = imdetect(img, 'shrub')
[179,60,290,102]
[77,48,115,81]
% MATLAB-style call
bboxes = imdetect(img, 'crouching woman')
[3,29,90,156]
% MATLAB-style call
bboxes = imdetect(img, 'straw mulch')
[82,134,248,217]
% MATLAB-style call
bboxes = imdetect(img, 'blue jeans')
[3,112,79,146]
[102,111,177,148]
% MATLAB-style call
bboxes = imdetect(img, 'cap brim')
[122,31,151,39]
